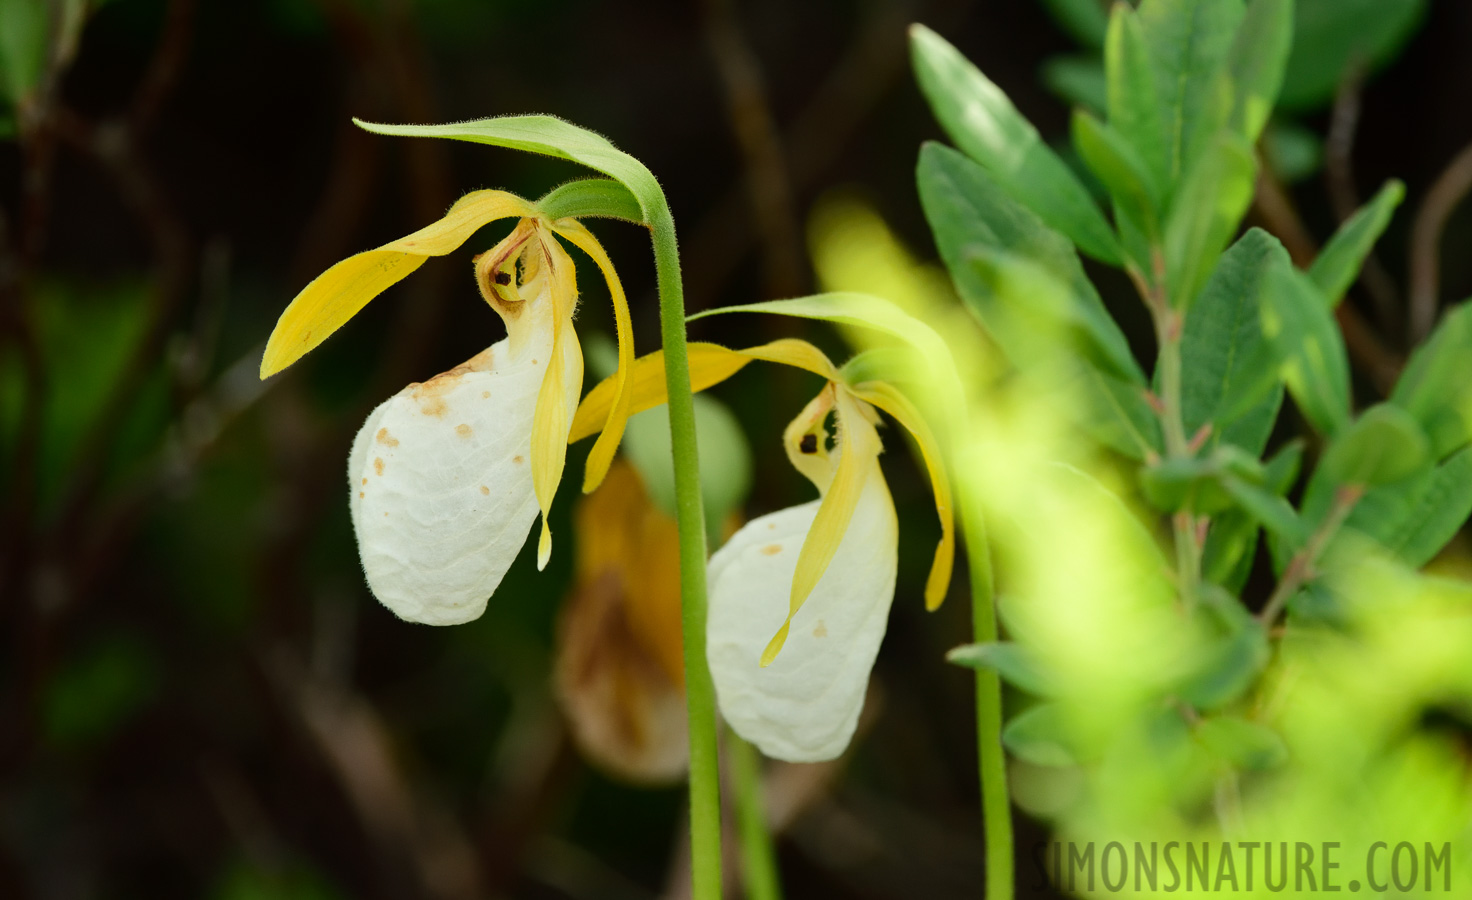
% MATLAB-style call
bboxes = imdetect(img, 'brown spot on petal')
[531,358,538,365]
[408,347,496,417]
[479,485,490,495]
[361,478,367,486]
[374,458,385,476]
[358,492,364,499]
[455,424,472,437]
[513,455,524,464]
[482,391,490,399]
[760,544,782,556]
[813,620,828,638]
[376,428,399,447]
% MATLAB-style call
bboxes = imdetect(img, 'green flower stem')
[959,481,1013,900]
[730,733,783,900]
[649,204,723,900]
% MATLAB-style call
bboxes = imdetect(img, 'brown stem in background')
[701,0,806,299]
[1408,140,1472,343]
[1252,166,1403,394]
[1325,59,1403,341]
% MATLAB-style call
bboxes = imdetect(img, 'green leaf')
[1264,439,1305,494]
[1105,4,1169,193]
[1070,360,1164,461]
[43,635,159,751]
[1279,0,1428,110]
[1135,0,1246,181]
[355,116,661,225]
[1041,54,1107,115]
[1221,475,1308,549]
[1263,120,1324,184]
[1196,716,1289,770]
[0,0,48,107]
[910,25,1122,265]
[1163,130,1258,309]
[1308,180,1405,307]
[1071,110,1161,240]
[1203,509,1258,591]
[536,178,644,223]
[947,642,1056,695]
[1342,447,1472,568]
[1260,261,1351,436]
[1040,0,1110,48]
[1003,703,1079,767]
[917,142,1143,384]
[1319,403,1430,487]
[1179,228,1291,452]
[1222,0,1294,143]
[1177,619,1269,710]
[1390,301,1472,459]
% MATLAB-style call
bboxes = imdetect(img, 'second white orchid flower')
[261,189,635,625]
[573,337,953,761]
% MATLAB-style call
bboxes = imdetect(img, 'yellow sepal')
[761,387,883,666]
[568,338,840,444]
[850,381,955,611]
[550,219,636,494]
[531,230,585,570]
[261,189,534,378]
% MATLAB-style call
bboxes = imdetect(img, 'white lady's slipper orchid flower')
[261,190,637,625]
[571,338,953,761]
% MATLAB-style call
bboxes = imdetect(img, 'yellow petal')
[531,234,585,570]
[568,338,839,444]
[761,387,884,666]
[569,342,752,442]
[550,219,636,494]
[261,190,534,378]
[850,381,955,611]
[781,383,837,490]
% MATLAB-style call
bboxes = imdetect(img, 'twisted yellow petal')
[261,189,535,378]
[531,229,585,570]
[761,387,884,667]
[849,381,955,611]
[550,219,636,494]
[569,338,840,444]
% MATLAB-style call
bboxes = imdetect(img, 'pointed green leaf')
[1390,301,1472,459]
[947,642,1057,695]
[1135,0,1246,180]
[1221,475,1308,550]
[355,116,659,225]
[1203,509,1259,592]
[1223,0,1294,143]
[1343,448,1472,568]
[1309,180,1405,307]
[1072,110,1161,240]
[1105,4,1170,193]
[1163,131,1258,309]
[1260,261,1351,436]
[536,178,644,223]
[1180,228,1290,452]
[1320,403,1430,487]
[917,142,1143,384]
[910,24,1122,265]
[1042,55,1107,115]
[1070,361,1164,461]
[1003,703,1079,767]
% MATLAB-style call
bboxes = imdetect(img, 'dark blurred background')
[1,1,1469,897]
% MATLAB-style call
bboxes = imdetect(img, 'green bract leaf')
[1309,180,1405,307]
[910,24,1122,265]
[1223,0,1293,143]
[1042,55,1107,115]
[1195,716,1289,771]
[1163,130,1258,309]
[1279,0,1428,110]
[1135,0,1245,181]
[946,642,1056,696]
[1390,301,1472,460]
[1105,4,1169,194]
[1320,403,1430,487]
[917,142,1143,385]
[355,116,660,225]
[536,178,645,224]
[1002,703,1079,767]
[1177,618,1269,710]
[1180,228,1291,452]
[1072,110,1161,241]
[1260,261,1351,436]
[1040,0,1110,48]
